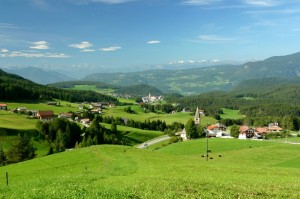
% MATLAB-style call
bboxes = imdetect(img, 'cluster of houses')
[179,107,283,140]
[0,101,111,125]
[142,93,163,103]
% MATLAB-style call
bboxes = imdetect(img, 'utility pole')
[206,127,208,161]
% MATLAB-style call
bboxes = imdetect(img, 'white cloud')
[69,41,92,49]
[147,40,161,44]
[30,41,49,50]
[100,46,122,52]
[198,34,234,42]
[81,49,96,52]
[182,0,222,5]
[0,49,9,53]
[243,0,280,7]
[0,51,69,58]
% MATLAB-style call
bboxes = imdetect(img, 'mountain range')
[83,52,300,95]
[2,52,300,95]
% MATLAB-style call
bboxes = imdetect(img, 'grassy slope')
[0,111,37,129]
[103,105,216,125]
[6,100,79,115]
[0,139,299,198]
[220,108,244,119]
[101,123,164,145]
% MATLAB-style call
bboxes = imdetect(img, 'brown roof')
[0,103,7,106]
[38,110,54,117]
[239,125,249,133]
[256,127,268,133]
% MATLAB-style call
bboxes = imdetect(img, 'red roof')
[0,103,7,106]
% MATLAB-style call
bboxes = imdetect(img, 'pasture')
[103,105,217,125]
[0,139,299,198]
[220,108,244,119]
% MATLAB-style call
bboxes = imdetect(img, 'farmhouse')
[207,123,227,137]
[0,103,7,110]
[267,122,283,132]
[37,110,54,121]
[239,126,255,139]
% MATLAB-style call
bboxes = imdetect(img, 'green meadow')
[103,105,217,125]
[70,85,116,94]
[0,139,299,198]
[220,108,244,119]
[101,123,164,145]
[6,100,79,114]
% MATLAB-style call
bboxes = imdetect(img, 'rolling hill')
[0,69,117,103]
[82,52,300,95]
[0,139,299,198]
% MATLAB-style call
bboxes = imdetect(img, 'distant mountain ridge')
[82,52,300,95]
[1,67,73,85]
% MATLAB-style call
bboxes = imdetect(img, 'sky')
[1,0,300,75]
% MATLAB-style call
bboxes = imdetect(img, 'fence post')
[6,171,8,186]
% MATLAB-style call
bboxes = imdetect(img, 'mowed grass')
[6,100,79,114]
[101,123,164,145]
[220,108,244,119]
[0,111,37,129]
[0,139,299,198]
[71,85,116,94]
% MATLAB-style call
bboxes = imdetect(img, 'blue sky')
[1,0,300,74]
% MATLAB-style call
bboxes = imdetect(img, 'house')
[0,103,7,110]
[207,123,227,137]
[267,123,283,132]
[239,125,255,139]
[37,110,54,121]
[58,112,73,119]
[91,108,102,114]
[80,118,91,125]
[17,107,27,112]
[178,128,188,140]
[92,102,109,109]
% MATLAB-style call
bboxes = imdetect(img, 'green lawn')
[0,139,299,198]
[6,100,79,114]
[0,111,37,129]
[220,108,244,119]
[101,123,164,145]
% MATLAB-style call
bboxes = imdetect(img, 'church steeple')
[194,107,200,125]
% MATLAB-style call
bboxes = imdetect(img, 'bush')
[169,136,182,144]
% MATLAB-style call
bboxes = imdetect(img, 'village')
[178,107,284,141]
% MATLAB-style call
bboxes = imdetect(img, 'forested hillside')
[169,77,300,129]
[0,69,118,103]
[116,84,163,96]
